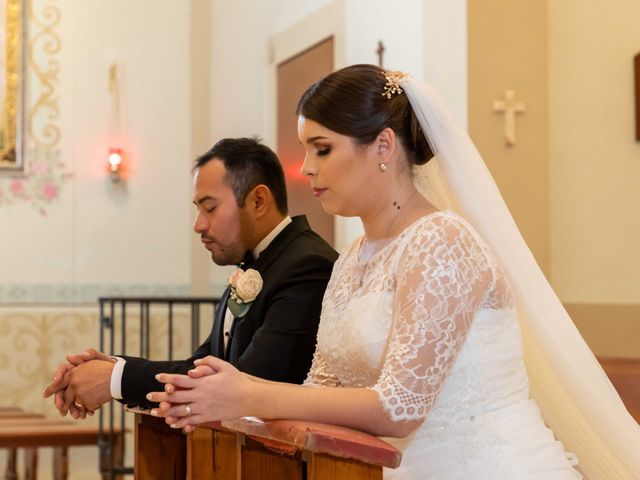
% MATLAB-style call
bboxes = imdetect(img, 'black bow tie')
[240,250,255,269]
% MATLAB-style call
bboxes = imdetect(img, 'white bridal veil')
[402,77,640,479]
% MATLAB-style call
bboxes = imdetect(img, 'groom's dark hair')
[194,137,288,215]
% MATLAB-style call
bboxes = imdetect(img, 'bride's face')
[297,116,381,217]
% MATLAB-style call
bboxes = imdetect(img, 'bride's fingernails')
[170,423,178,429]
[150,409,158,417]
[146,393,153,401]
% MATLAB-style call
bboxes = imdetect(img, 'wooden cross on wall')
[377,41,385,68]
[493,90,526,147]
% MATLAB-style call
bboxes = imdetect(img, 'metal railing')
[97,296,220,479]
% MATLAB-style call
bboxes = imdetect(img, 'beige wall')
[547,1,640,358]
[548,1,640,303]
[468,0,640,358]
[0,0,197,302]
[468,0,551,275]
[0,1,210,477]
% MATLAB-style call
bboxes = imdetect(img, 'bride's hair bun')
[297,64,434,166]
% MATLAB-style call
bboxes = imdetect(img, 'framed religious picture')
[1,0,27,172]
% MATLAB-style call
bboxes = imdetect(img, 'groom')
[44,137,337,415]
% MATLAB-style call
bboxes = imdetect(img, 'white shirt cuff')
[110,356,126,400]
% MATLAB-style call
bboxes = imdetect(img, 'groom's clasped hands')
[43,349,248,432]
[42,347,116,418]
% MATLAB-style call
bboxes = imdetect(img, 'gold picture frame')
[1,0,27,172]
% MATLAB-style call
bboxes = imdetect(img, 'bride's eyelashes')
[316,146,331,156]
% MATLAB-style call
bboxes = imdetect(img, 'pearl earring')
[378,162,388,172]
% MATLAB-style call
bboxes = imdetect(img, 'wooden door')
[277,38,335,246]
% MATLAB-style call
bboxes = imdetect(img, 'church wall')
[467,0,551,276]
[548,1,640,358]
[188,0,215,296]
[336,0,430,250]
[0,0,194,303]
[203,0,336,289]
[467,0,640,358]
[205,0,444,255]
[266,2,640,358]
[548,1,640,304]
[0,1,202,477]
[424,0,468,128]
[263,0,468,251]
[0,1,470,476]
[202,0,472,258]
[344,0,424,76]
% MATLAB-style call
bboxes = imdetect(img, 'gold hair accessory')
[381,71,409,99]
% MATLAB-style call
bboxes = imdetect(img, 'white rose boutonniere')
[227,268,263,318]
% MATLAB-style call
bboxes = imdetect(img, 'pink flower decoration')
[10,179,24,195]
[32,161,49,175]
[42,182,58,200]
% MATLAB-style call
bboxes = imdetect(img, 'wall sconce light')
[107,64,126,183]
[108,147,124,181]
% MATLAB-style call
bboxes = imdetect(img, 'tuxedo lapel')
[251,216,311,275]
[223,216,312,359]
[210,286,231,358]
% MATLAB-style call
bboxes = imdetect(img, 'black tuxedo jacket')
[120,216,337,406]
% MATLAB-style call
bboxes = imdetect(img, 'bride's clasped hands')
[147,355,253,432]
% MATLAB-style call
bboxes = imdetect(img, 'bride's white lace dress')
[305,211,581,479]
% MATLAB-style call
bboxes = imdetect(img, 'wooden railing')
[99,296,220,478]
[132,410,401,479]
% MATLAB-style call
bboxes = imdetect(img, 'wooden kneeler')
[0,411,123,480]
[1,407,44,480]
[133,411,402,479]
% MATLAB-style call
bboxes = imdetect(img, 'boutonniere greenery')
[227,268,263,318]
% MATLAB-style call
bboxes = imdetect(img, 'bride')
[148,64,640,479]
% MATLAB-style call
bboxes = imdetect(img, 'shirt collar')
[253,216,292,259]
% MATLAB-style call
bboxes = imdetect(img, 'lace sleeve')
[371,215,493,422]
[304,346,342,387]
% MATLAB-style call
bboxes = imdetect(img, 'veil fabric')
[401,77,640,479]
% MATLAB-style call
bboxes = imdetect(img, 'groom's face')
[192,159,253,266]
